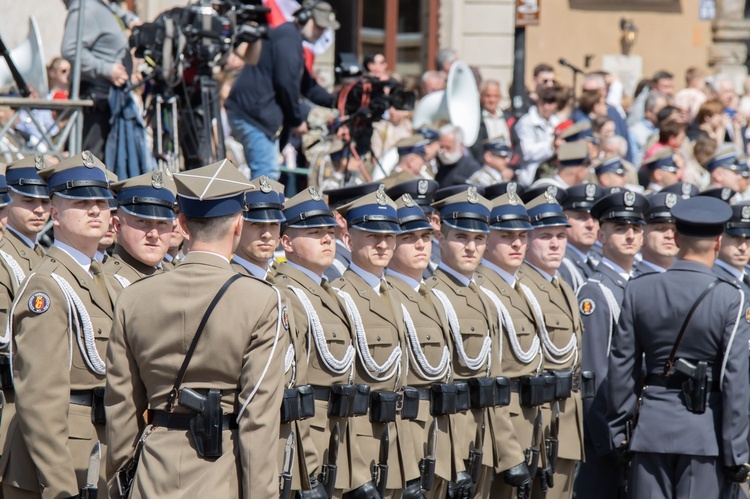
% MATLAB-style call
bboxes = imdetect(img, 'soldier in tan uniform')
[333,186,421,498]
[476,192,543,498]
[427,187,525,498]
[519,192,585,499]
[103,171,176,296]
[0,151,115,498]
[385,194,454,498]
[105,160,285,498]
[3,155,51,275]
[276,187,356,497]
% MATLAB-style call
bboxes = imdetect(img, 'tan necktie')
[551,276,561,290]
[89,260,110,298]
[33,244,44,258]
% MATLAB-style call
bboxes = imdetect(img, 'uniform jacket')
[275,262,354,490]
[559,248,595,294]
[427,268,524,473]
[577,263,628,457]
[607,260,750,464]
[334,268,419,490]
[105,252,285,498]
[0,238,22,457]
[103,245,163,296]
[2,228,41,278]
[386,272,454,481]
[518,263,585,461]
[0,245,113,497]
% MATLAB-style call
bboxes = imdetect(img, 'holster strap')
[645,374,721,392]
[147,410,239,430]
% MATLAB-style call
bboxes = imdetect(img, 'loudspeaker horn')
[0,17,48,96]
[412,61,480,146]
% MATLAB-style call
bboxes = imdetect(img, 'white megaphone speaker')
[0,17,48,96]
[412,61,480,146]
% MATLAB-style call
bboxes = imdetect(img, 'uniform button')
[332,333,336,338]
[426,335,431,340]
[19,251,25,256]
[470,326,475,331]
[50,258,56,262]
[376,336,381,341]
[500,288,505,293]
[556,320,560,325]
[114,261,120,266]
[97,329,102,335]
[521,326,525,332]
[360,290,366,296]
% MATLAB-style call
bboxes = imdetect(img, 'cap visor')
[120,204,176,220]
[284,215,338,230]
[400,220,434,233]
[243,209,285,223]
[532,216,571,228]
[9,185,48,199]
[0,193,11,207]
[352,221,401,234]
[54,186,113,200]
[726,227,750,237]
[443,219,490,233]
[490,220,533,231]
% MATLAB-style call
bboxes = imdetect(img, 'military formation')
[0,151,746,499]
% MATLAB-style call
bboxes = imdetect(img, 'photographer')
[225,0,340,180]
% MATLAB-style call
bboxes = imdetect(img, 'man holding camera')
[226,0,340,181]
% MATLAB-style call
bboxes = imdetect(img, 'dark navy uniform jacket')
[559,246,595,293]
[607,260,750,465]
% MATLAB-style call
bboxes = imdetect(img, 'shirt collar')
[189,250,230,264]
[349,262,384,294]
[386,268,421,291]
[163,252,174,263]
[716,258,745,280]
[647,183,663,193]
[524,261,556,282]
[438,262,473,287]
[601,257,631,281]
[481,258,516,287]
[55,240,93,273]
[7,225,36,249]
[565,244,589,263]
[640,259,668,273]
[285,260,325,286]
[94,250,105,263]
[336,239,348,250]
[232,254,268,280]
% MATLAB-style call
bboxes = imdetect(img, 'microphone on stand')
[558,58,584,74]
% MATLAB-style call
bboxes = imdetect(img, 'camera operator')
[225,0,340,181]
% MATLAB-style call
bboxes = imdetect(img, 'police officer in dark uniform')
[607,196,750,497]
[713,201,750,300]
[574,190,649,498]
[632,192,682,277]
[558,184,605,293]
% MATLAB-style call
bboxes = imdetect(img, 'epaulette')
[715,274,742,289]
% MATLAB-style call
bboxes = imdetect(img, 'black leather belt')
[147,410,239,430]
[70,389,94,406]
[411,386,431,400]
[312,385,332,401]
[645,374,721,392]
[509,379,521,393]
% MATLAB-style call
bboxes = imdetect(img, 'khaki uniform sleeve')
[105,300,148,493]
[239,288,285,498]
[12,275,78,498]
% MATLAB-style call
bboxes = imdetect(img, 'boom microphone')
[558,58,584,74]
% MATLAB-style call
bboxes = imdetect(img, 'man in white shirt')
[515,87,561,186]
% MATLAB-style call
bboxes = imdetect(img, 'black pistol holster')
[580,371,596,400]
[91,387,107,425]
[0,355,12,389]
[186,388,222,458]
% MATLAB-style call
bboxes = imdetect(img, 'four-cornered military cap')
[431,186,492,233]
[559,120,593,143]
[324,182,383,210]
[525,191,570,228]
[306,0,341,30]
[698,187,736,202]
[173,159,251,217]
[670,196,733,237]
[482,137,512,157]
[282,186,337,232]
[396,134,428,157]
[338,185,400,233]
[489,192,532,231]
[433,184,485,203]
[483,181,525,201]
[243,176,285,223]
[643,148,680,172]
[645,192,681,224]
[705,146,742,173]
[0,164,12,208]
[111,171,176,220]
[725,202,750,238]
[562,183,605,213]
[415,127,439,143]
[593,156,626,177]
[385,179,439,209]
[590,191,649,224]
[521,185,566,205]
[6,154,50,198]
[557,141,589,168]
[38,151,112,200]
[661,181,699,199]
[395,194,432,233]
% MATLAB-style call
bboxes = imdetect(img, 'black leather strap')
[645,374,721,392]
[165,274,243,411]
[147,410,239,430]
[70,389,94,406]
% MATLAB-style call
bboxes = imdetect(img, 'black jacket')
[435,155,481,188]
[225,23,335,140]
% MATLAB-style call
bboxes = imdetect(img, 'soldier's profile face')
[348,227,395,275]
[643,222,678,259]
[486,229,527,273]
[565,210,598,250]
[439,226,486,277]
[391,229,432,275]
[239,221,281,266]
[526,227,567,273]
[114,211,172,267]
[8,192,51,238]
[51,197,110,245]
[282,226,336,274]
[718,233,750,270]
